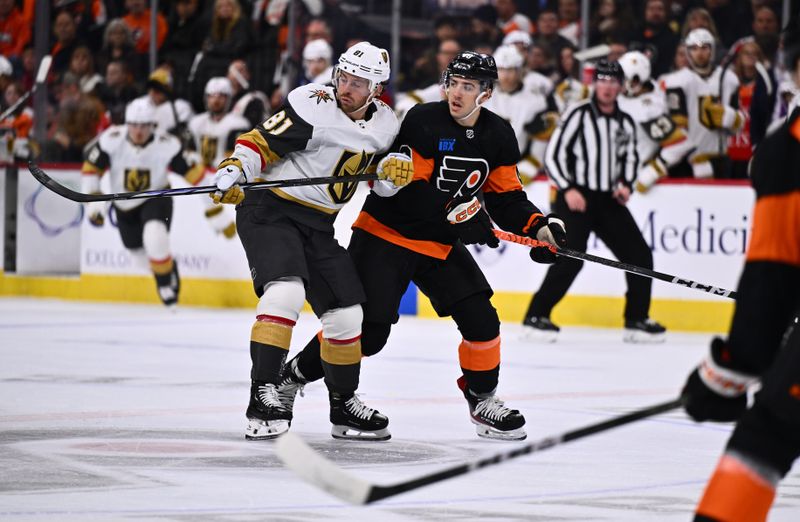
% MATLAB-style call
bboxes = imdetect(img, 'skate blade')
[245,418,289,440]
[330,425,391,441]
[474,423,527,441]
[520,326,558,343]
[623,329,666,344]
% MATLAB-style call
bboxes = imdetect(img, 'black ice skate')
[329,392,390,441]
[155,263,180,308]
[521,316,559,343]
[245,382,292,440]
[457,376,526,441]
[277,358,306,417]
[623,318,666,344]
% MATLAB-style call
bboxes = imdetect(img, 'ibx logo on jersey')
[438,138,455,151]
[436,156,489,197]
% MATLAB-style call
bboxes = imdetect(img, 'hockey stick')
[493,229,738,299]
[0,55,52,121]
[28,162,379,203]
[276,397,682,504]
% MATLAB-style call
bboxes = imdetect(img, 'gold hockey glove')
[377,152,414,187]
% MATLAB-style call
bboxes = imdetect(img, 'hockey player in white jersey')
[484,45,558,182]
[81,98,201,308]
[616,51,692,192]
[211,42,414,441]
[659,28,744,179]
[187,77,250,239]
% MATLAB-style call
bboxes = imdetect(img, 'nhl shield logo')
[466,129,474,139]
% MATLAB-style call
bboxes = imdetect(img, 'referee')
[522,59,666,343]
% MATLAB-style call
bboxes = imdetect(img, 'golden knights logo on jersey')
[329,150,374,203]
[308,89,333,104]
[124,168,151,191]
[435,155,489,197]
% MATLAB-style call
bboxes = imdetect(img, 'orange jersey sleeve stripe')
[482,164,523,193]
[458,336,501,371]
[746,190,800,266]
[352,211,452,260]
[696,454,776,522]
[411,148,435,182]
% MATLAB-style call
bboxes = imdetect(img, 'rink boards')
[0,165,752,332]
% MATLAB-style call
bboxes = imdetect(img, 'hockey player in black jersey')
[279,51,567,441]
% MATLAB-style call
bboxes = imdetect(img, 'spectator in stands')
[122,0,168,55]
[557,0,581,46]
[751,6,780,68]
[68,46,104,97]
[728,40,775,177]
[97,60,141,125]
[226,59,269,129]
[534,10,573,75]
[607,39,628,62]
[44,72,105,162]
[636,0,680,79]
[194,0,254,108]
[305,17,333,46]
[18,47,35,92]
[0,55,12,96]
[589,0,637,47]
[0,81,34,162]
[97,19,147,87]
[0,0,31,61]
[395,38,459,120]
[705,0,753,49]
[138,66,194,143]
[496,0,532,35]
[51,10,83,77]
[302,39,333,85]
[471,4,502,49]
[162,0,206,102]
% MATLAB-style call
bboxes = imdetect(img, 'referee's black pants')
[525,188,653,322]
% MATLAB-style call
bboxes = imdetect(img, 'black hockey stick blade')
[276,397,682,505]
[493,229,738,300]
[28,162,379,203]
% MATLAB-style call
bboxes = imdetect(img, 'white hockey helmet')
[0,55,11,77]
[684,28,715,74]
[303,38,333,62]
[205,76,233,98]
[335,41,391,93]
[125,98,156,125]
[618,51,651,93]
[502,30,532,49]
[493,44,525,70]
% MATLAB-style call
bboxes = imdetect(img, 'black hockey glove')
[445,195,499,248]
[681,337,757,422]
[527,214,566,263]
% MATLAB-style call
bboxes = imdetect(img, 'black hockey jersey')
[353,101,545,259]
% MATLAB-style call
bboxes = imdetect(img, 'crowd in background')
[0,0,794,182]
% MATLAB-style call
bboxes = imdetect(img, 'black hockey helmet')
[443,51,498,90]
[593,59,624,83]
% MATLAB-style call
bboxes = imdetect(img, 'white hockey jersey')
[394,83,444,122]
[82,126,188,211]
[188,111,250,169]
[523,70,554,97]
[617,85,675,166]
[232,83,399,214]
[483,85,554,176]
[659,66,740,164]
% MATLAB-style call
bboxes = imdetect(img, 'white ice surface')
[0,298,797,521]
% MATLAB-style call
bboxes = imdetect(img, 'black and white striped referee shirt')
[545,98,639,192]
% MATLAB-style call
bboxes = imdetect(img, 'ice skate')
[277,358,306,416]
[245,382,292,440]
[521,316,559,343]
[457,376,526,441]
[329,392,390,441]
[623,318,666,344]
[155,263,180,308]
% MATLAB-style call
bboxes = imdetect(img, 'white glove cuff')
[536,216,564,244]
[372,179,404,197]
[698,356,758,398]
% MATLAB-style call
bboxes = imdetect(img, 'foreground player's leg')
[319,306,389,441]
[453,295,526,441]
[245,277,304,440]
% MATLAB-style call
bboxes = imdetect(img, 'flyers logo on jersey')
[124,168,151,191]
[436,156,489,197]
[329,149,374,203]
